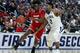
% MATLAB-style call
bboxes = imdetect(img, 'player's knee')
[33,40,39,47]
[47,43,52,48]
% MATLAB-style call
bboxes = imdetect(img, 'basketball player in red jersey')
[13,2,48,53]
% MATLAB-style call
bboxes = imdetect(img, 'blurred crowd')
[0,0,80,33]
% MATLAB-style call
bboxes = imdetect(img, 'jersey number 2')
[50,19,53,24]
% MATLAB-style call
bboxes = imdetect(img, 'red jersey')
[0,12,9,17]
[27,8,45,25]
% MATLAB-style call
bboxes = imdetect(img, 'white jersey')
[45,11,63,47]
[45,11,63,31]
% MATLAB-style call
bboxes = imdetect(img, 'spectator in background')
[2,16,14,32]
[16,23,23,32]
[0,17,4,32]
[69,16,77,32]
[17,1,26,17]
[16,15,26,24]
[8,1,17,13]
[16,22,27,32]
[16,15,26,32]
[21,23,27,32]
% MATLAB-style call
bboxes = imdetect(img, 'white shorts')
[46,28,61,47]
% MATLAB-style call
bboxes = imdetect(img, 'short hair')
[47,2,53,6]
[31,0,41,8]
[31,0,41,5]
[47,2,53,8]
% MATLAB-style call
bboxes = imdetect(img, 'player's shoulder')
[31,8,35,12]
[28,8,35,15]
[39,8,45,12]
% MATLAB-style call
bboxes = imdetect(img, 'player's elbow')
[44,19,48,26]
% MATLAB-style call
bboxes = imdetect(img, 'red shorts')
[28,23,45,43]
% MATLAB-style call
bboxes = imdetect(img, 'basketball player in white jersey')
[45,3,63,53]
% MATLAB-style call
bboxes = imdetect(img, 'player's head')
[34,4,39,10]
[47,2,53,10]
[31,1,41,10]
[46,2,53,14]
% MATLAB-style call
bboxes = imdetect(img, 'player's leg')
[13,29,33,50]
[31,39,38,53]
[46,41,53,53]
[46,29,60,52]
[13,24,35,50]
[53,32,60,53]
[53,42,60,53]
[19,30,33,42]
[31,29,44,53]
[47,40,53,51]
[46,31,53,51]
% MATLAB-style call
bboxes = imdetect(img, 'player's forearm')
[36,23,46,32]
